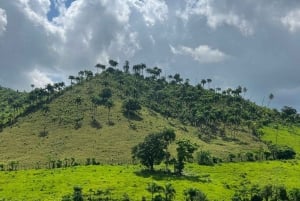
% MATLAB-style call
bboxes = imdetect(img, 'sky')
[0,0,300,111]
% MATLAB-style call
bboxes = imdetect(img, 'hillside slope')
[0,67,298,167]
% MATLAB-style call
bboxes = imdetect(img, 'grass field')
[0,160,299,201]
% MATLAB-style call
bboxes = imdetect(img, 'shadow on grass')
[134,169,211,183]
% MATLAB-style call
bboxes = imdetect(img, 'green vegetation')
[0,59,299,200]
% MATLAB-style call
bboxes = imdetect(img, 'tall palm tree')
[105,99,114,123]
[268,93,274,107]
[68,75,75,85]
[206,78,212,88]
[123,60,130,73]
[201,79,206,88]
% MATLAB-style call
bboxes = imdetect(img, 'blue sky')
[47,0,74,21]
[0,0,300,112]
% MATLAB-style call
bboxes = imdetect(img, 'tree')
[206,78,212,89]
[147,182,164,201]
[109,59,118,68]
[268,93,274,107]
[122,98,141,118]
[132,133,167,171]
[100,88,112,103]
[132,130,176,171]
[105,98,114,123]
[68,75,75,85]
[123,60,130,73]
[175,140,198,175]
[164,183,176,201]
[95,63,106,73]
[200,79,206,88]
[173,73,183,84]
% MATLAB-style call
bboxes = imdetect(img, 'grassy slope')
[261,126,300,155]
[0,76,266,166]
[0,161,299,201]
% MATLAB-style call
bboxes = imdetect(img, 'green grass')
[261,125,300,155]
[0,161,299,201]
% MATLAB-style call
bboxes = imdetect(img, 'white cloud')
[0,8,7,35]
[129,0,168,26]
[17,0,64,37]
[281,9,300,33]
[178,0,253,36]
[28,69,54,88]
[170,45,228,63]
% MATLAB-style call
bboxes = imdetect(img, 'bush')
[197,151,214,166]
[245,152,255,161]
[276,146,296,160]
[269,144,296,160]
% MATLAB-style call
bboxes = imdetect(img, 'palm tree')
[68,75,75,85]
[123,60,130,73]
[164,183,176,201]
[105,98,114,123]
[243,87,247,98]
[268,93,274,107]
[146,182,163,201]
[206,78,212,88]
[109,59,118,68]
[140,63,146,76]
[201,79,206,88]
[95,63,106,74]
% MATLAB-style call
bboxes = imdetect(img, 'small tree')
[175,140,198,175]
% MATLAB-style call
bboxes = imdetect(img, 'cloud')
[0,8,7,35]
[281,9,300,32]
[1,0,300,112]
[177,0,254,36]
[28,68,54,88]
[170,45,228,63]
[129,0,168,26]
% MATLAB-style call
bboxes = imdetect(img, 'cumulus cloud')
[281,9,300,32]
[129,0,168,26]
[0,8,7,35]
[170,45,228,63]
[177,0,254,36]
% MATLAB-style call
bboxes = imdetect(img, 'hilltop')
[0,62,299,168]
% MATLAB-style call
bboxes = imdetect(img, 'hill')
[0,64,299,168]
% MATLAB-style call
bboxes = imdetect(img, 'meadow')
[0,160,299,201]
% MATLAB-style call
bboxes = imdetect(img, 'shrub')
[197,151,214,166]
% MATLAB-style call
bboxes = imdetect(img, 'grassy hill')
[0,65,299,200]
[0,66,299,167]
